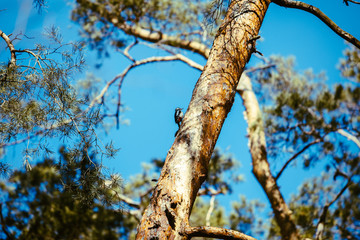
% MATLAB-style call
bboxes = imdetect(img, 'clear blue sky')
[1,0,359,214]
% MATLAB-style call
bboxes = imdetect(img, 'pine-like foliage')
[0,145,124,239]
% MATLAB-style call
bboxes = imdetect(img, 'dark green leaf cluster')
[0,146,125,240]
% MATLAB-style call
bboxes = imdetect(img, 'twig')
[120,23,211,58]
[272,0,360,49]
[184,226,257,240]
[275,139,321,181]
[343,0,360,5]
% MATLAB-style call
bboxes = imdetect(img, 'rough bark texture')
[237,74,299,240]
[135,0,271,239]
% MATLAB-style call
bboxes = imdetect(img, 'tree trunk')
[135,0,270,239]
[237,74,299,240]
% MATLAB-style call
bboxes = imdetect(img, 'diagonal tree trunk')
[237,73,299,240]
[136,0,271,239]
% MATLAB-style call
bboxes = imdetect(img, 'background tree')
[0,145,123,239]
[1,0,359,239]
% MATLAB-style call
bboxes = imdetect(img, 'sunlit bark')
[135,0,271,238]
[237,74,299,240]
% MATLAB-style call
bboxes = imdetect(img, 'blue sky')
[1,0,359,215]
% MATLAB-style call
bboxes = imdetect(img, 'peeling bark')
[237,74,299,240]
[135,0,271,239]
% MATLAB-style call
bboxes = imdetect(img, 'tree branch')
[237,73,299,239]
[275,139,321,181]
[272,0,360,49]
[0,29,16,66]
[343,0,360,6]
[205,195,216,226]
[184,226,257,240]
[315,176,352,240]
[336,129,360,149]
[119,23,210,59]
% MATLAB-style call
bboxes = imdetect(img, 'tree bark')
[135,0,271,239]
[237,74,299,240]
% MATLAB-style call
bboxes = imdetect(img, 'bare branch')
[272,0,360,49]
[118,40,138,62]
[0,29,16,66]
[115,193,141,209]
[336,129,360,149]
[275,139,321,181]
[343,0,360,5]
[184,226,257,240]
[205,195,216,226]
[87,53,203,123]
[119,23,211,58]
[237,73,299,239]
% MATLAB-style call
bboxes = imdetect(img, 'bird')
[174,107,184,136]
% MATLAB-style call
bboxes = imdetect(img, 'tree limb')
[272,0,360,49]
[275,139,321,181]
[136,0,272,237]
[237,73,299,240]
[205,195,216,226]
[0,29,16,66]
[343,0,360,5]
[118,23,210,59]
[336,129,360,149]
[184,226,257,240]
[315,176,352,240]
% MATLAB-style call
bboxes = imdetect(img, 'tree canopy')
[0,0,359,239]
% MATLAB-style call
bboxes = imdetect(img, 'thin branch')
[118,39,138,62]
[272,0,360,49]
[115,192,141,209]
[0,29,16,66]
[206,195,216,226]
[244,64,276,74]
[184,226,257,240]
[120,23,211,58]
[336,129,360,149]
[328,176,352,207]
[87,53,203,122]
[343,0,360,5]
[275,139,321,181]
[315,176,352,240]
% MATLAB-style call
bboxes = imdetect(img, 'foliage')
[249,51,360,239]
[0,145,124,240]
[229,196,265,238]
[250,54,359,173]
[71,0,220,58]
[0,25,120,175]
